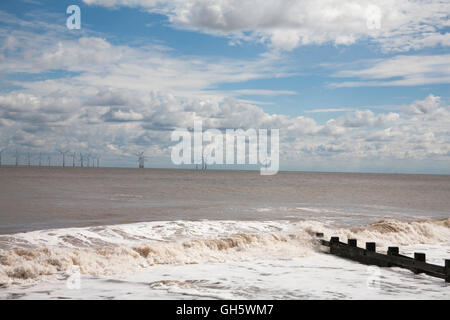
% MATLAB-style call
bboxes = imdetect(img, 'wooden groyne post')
[317,235,450,282]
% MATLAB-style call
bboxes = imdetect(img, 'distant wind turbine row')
[0,149,102,168]
[0,148,148,169]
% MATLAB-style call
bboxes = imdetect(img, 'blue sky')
[0,0,449,173]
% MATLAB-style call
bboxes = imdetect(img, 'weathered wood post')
[366,242,376,252]
[330,237,339,254]
[348,239,357,247]
[330,237,339,244]
[413,253,426,274]
[387,247,399,256]
[414,253,426,262]
[445,259,450,283]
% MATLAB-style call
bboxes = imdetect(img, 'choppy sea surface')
[0,167,449,299]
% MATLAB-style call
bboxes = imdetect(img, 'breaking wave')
[0,218,449,286]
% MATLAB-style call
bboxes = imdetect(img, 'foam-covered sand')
[1,218,449,299]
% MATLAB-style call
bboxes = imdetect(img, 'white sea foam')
[3,249,450,300]
[0,218,449,287]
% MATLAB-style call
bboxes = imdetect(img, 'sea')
[0,167,449,299]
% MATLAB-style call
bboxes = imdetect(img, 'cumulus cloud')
[342,110,400,127]
[2,81,449,167]
[403,94,440,115]
[102,108,144,122]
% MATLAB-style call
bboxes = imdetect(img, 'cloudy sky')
[0,0,449,173]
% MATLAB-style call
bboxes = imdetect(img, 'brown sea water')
[0,167,449,234]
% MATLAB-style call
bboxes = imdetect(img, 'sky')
[0,0,449,173]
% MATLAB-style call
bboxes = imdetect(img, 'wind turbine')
[137,152,145,168]
[47,155,51,167]
[91,155,96,168]
[57,149,69,167]
[194,147,202,171]
[71,152,76,167]
[260,156,270,170]
[27,152,31,167]
[96,156,100,168]
[79,153,84,167]
[201,153,208,171]
[38,152,42,167]
[0,148,6,166]
[89,154,95,168]
[15,149,19,167]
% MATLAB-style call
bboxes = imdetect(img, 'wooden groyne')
[315,233,450,282]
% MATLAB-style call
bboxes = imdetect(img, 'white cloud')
[83,0,450,52]
[342,110,400,127]
[103,109,144,122]
[0,31,292,99]
[233,89,298,96]
[332,54,450,87]
[403,94,440,115]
